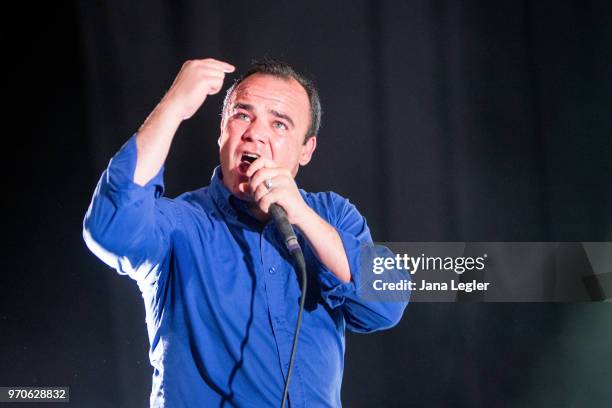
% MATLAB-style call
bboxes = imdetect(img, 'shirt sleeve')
[311,192,409,333]
[82,134,178,285]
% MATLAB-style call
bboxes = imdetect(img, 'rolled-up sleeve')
[82,134,178,283]
[312,193,409,333]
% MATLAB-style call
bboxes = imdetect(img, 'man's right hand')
[161,58,235,121]
[133,58,234,186]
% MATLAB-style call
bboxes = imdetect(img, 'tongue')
[238,161,250,174]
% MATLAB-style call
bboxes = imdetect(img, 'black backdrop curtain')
[4,1,611,407]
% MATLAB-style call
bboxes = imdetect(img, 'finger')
[203,77,226,95]
[258,189,281,214]
[253,181,270,203]
[245,156,277,178]
[237,181,252,195]
[250,166,292,192]
[207,83,223,95]
[250,168,285,194]
[252,176,287,202]
[201,58,236,73]
[250,167,293,191]
[245,157,267,178]
[198,67,227,79]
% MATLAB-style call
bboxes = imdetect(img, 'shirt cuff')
[316,228,365,309]
[102,133,166,205]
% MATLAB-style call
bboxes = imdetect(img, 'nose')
[242,119,268,145]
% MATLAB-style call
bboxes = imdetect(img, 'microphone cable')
[269,204,307,408]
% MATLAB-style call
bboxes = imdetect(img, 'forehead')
[228,74,310,118]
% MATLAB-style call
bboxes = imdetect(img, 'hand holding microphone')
[242,156,311,253]
[243,156,315,229]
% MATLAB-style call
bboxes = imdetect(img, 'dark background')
[4,1,612,407]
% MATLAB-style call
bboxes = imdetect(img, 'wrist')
[294,204,320,232]
[156,96,186,124]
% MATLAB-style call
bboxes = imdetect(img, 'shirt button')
[269,267,276,274]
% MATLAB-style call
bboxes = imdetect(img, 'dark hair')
[222,58,322,142]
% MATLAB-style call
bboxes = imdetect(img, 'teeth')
[241,153,260,163]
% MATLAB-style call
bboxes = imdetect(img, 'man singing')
[83,58,407,407]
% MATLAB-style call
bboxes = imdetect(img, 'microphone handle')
[269,204,301,253]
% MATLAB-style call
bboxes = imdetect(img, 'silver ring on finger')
[264,178,273,190]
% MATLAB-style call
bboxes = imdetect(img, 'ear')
[299,136,317,166]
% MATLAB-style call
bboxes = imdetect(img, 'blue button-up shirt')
[83,135,407,407]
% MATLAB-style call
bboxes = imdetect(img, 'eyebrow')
[233,102,295,129]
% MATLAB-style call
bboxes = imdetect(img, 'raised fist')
[162,58,235,120]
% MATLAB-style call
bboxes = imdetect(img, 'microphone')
[269,204,301,254]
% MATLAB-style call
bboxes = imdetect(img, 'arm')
[134,58,235,185]
[83,58,234,281]
[246,159,350,283]
[245,158,408,332]
[310,194,409,333]
[295,208,351,283]
[82,135,175,282]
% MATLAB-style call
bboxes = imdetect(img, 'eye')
[273,121,287,130]
[235,112,251,122]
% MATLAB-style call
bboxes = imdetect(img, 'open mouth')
[241,152,260,164]
[238,152,260,174]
